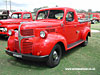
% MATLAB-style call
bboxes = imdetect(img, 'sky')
[0,0,100,11]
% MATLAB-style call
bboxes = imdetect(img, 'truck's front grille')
[22,39,33,54]
[21,29,34,36]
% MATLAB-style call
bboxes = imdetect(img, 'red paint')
[0,12,34,36]
[7,7,91,56]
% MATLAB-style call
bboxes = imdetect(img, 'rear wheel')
[81,36,88,46]
[91,20,96,24]
[97,20,99,23]
[91,20,95,24]
[47,44,62,68]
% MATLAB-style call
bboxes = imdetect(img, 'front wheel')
[47,44,62,68]
[81,36,88,46]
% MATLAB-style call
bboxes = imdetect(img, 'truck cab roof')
[36,7,78,22]
[12,12,32,14]
[38,7,75,11]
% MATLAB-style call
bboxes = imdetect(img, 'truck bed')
[78,19,90,23]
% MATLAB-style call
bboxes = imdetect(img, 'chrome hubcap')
[53,51,59,61]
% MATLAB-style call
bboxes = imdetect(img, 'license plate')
[13,54,22,58]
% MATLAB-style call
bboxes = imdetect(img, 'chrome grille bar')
[18,22,35,53]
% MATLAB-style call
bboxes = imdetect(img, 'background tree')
[33,6,48,13]
[88,9,92,13]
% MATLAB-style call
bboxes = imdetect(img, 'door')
[64,11,79,44]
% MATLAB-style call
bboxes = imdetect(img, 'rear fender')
[82,27,91,40]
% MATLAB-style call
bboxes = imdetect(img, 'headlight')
[8,29,15,36]
[40,31,46,38]
[4,28,7,32]
[8,30,12,36]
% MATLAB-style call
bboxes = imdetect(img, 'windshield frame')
[36,9,64,20]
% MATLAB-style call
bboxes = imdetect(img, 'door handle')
[76,30,80,34]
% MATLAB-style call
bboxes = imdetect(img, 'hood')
[0,19,22,25]
[21,19,63,29]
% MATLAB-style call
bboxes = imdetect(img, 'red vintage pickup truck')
[6,7,91,68]
[0,12,33,36]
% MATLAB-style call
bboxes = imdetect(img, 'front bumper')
[5,50,49,61]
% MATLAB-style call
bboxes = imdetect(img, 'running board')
[67,40,84,49]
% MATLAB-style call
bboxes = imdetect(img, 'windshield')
[37,10,64,20]
[11,14,21,19]
[23,14,31,19]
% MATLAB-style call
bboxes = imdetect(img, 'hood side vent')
[21,29,34,36]
[46,29,55,33]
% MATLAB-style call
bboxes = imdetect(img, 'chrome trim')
[18,23,35,53]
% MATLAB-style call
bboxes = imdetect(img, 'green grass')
[0,24,100,75]
[91,23,100,30]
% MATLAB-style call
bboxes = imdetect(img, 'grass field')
[0,24,100,75]
[91,23,100,30]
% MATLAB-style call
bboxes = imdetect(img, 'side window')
[23,14,31,19]
[66,12,74,22]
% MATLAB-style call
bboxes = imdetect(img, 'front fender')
[33,33,67,56]
[7,35,15,51]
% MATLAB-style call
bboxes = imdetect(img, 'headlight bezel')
[40,31,47,38]
[8,30,12,36]
[8,29,15,36]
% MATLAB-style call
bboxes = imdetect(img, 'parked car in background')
[6,7,91,68]
[0,12,34,36]
[77,13,86,20]
[0,10,10,20]
[88,13,100,24]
